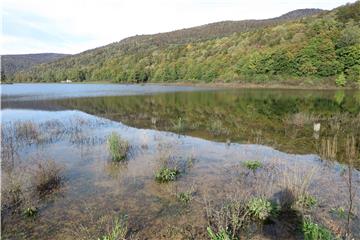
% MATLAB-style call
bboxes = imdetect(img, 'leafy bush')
[247,197,278,221]
[335,72,346,87]
[302,217,334,240]
[107,132,129,162]
[155,167,179,183]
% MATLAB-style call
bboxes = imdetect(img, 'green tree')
[337,22,360,48]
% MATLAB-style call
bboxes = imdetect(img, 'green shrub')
[247,197,278,221]
[335,72,346,87]
[98,216,128,240]
[155,167,179,183]
[243,160,262,172]
[107,132,129,162]
[302,217,334,240]
[207,227,233,240]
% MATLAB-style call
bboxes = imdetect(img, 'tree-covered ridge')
[12,2,360,87]
[1,53,69,81]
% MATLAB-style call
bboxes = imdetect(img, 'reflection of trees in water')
[56,90,360,167]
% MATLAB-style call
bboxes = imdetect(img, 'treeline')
[11,2,360,87]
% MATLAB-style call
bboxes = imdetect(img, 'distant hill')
[276,9,324,20]
[1,53,69,81]
[11,2,360,87]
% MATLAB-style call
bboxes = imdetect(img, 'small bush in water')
[107,132,129,162]
[302,217,334,240]
[247,197,278,221]
[155,167,179,183]
[243,160,262,172]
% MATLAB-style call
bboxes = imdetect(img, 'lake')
[1,84,360,239]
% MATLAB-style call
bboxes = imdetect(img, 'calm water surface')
[1,84,360,239]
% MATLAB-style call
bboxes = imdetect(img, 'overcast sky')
[1,0,357,55]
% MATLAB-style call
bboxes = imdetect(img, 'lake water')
[1,84,360,239]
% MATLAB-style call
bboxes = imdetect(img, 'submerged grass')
[33,159,63,195]
[177,191,193,204]
[97,216,128,240]
[107,132,129,162]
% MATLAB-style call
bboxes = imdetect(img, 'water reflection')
[53,89,360,167]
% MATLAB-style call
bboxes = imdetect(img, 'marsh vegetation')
[1,86,359,239]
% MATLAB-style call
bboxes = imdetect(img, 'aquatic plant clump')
[107,132,129,162]
[155,167,180,183]
[177,191,192,204]
[247,197,278,221]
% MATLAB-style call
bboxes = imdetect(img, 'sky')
[1,0,357,55]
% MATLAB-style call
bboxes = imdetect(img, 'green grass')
[98,216,128,240]
[247,197,279,221]
[302,217,334,240]
[207,227,233,240]
[243,160,262,172]
[155,167,180,183]
[107,132,129,162]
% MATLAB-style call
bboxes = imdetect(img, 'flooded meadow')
[1,84,360,239]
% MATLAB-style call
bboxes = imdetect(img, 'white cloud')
[2,0,357,54]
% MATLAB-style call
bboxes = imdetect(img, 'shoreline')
[2,81,358,90]
[148,81,358,90]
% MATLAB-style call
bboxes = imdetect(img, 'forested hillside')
[1,53,69,81]
[11,2,360,87]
